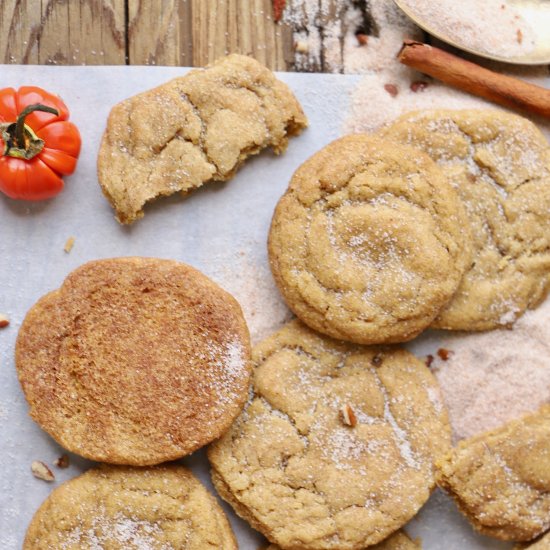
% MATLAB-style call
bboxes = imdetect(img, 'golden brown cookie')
[268,135,472,345]
[437,405,550,541]
[16,257,251,466]
[24,464,237,549]
[382,109,550,330]
[263,529,421,549]
[515,531,550,549]
[209,320,450,550]
[98,54,307,224]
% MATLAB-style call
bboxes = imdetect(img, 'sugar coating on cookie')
[16,257,251,466]
[382,109,550,330]
[263,529,421,549]
[24,465,237,549]
[98,54,307,224]
[437,405,550,541]
[209,320,450,550]
[515,531,550,550]
[268,135,472,345]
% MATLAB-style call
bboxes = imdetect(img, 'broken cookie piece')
[97,54,307,224]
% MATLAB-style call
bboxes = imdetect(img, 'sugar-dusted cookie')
[268,135,472,345]
[382,109,550,330]
[98,54,307,224]
[24,465,237,549]
[263,529,421,549]
[515,531,550,549]
[209,320,450,549]
[16,257,251,466]
[437,405,550,541]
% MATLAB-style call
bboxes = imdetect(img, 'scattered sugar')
[433,297,550,442]
[399,0,536,58]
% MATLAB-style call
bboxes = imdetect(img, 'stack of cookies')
[14,53,550,550]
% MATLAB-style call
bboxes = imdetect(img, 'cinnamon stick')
[398,40,550,119]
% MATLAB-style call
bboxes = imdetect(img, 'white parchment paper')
[0,64,546,549]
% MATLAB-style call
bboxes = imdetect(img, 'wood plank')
[128,0,193,66]
[0,0,125,65]
[191,0,292,70]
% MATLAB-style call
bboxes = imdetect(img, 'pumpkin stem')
[14,104,58,148]
[1,104,59,160]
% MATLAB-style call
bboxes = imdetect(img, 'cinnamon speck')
[384,83,398,97]
[516,29,523,44]
[356,33,368,46]
[437,348,452,361]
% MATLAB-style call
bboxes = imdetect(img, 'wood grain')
[0,0,126,65]
[0,0,293,69]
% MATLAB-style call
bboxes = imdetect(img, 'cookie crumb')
[340,404,357,427]
[64,236,75,253]
[425,354,435,368]
[437,348,452,361]
[31,461,55,481]
[295,40,309,54]
[372,353,384,366]
[0,314,9,328]
[54,454,70,468]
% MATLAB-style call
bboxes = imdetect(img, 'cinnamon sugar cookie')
[263,529,421,549]
[437,405,550,541]
[209,320,450,549]
[382,109,550,330]
[515,532,550,549]
[16,257,251,466]
[24,465,237,549]
[98,54,307,224]
[268,135,472,345]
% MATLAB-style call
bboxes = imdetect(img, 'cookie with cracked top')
[382,109,550,331]
[437,405,550,541]
[268,134,472,345]
[24,465,237,549]
[209,320,450,550]
[98,54,307,224]
[16,257,251,466]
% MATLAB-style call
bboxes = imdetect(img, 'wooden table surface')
[0,1,299,70]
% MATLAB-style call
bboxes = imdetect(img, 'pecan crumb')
[425,354,435,368]
[0,314,9,328]
[356,33,368,46]
[516,29,523,44]
[410,81,429,92]
[371,353,383,366]
[31,461,55,481]
[384,83,398,97]
[340,404,357,427]
[54,454,70,468]
[437,348,452,361]
[64,236,75,253]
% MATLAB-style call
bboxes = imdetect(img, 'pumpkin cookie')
[24,465,237,549]
[263,529,421,549]
[268,135,472,345]
[16,257,251,466]
[382,109,550,330]
[208,320,450,550]
[515,532,550,549]
[98,54,307,224]
[437,405,550,541]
